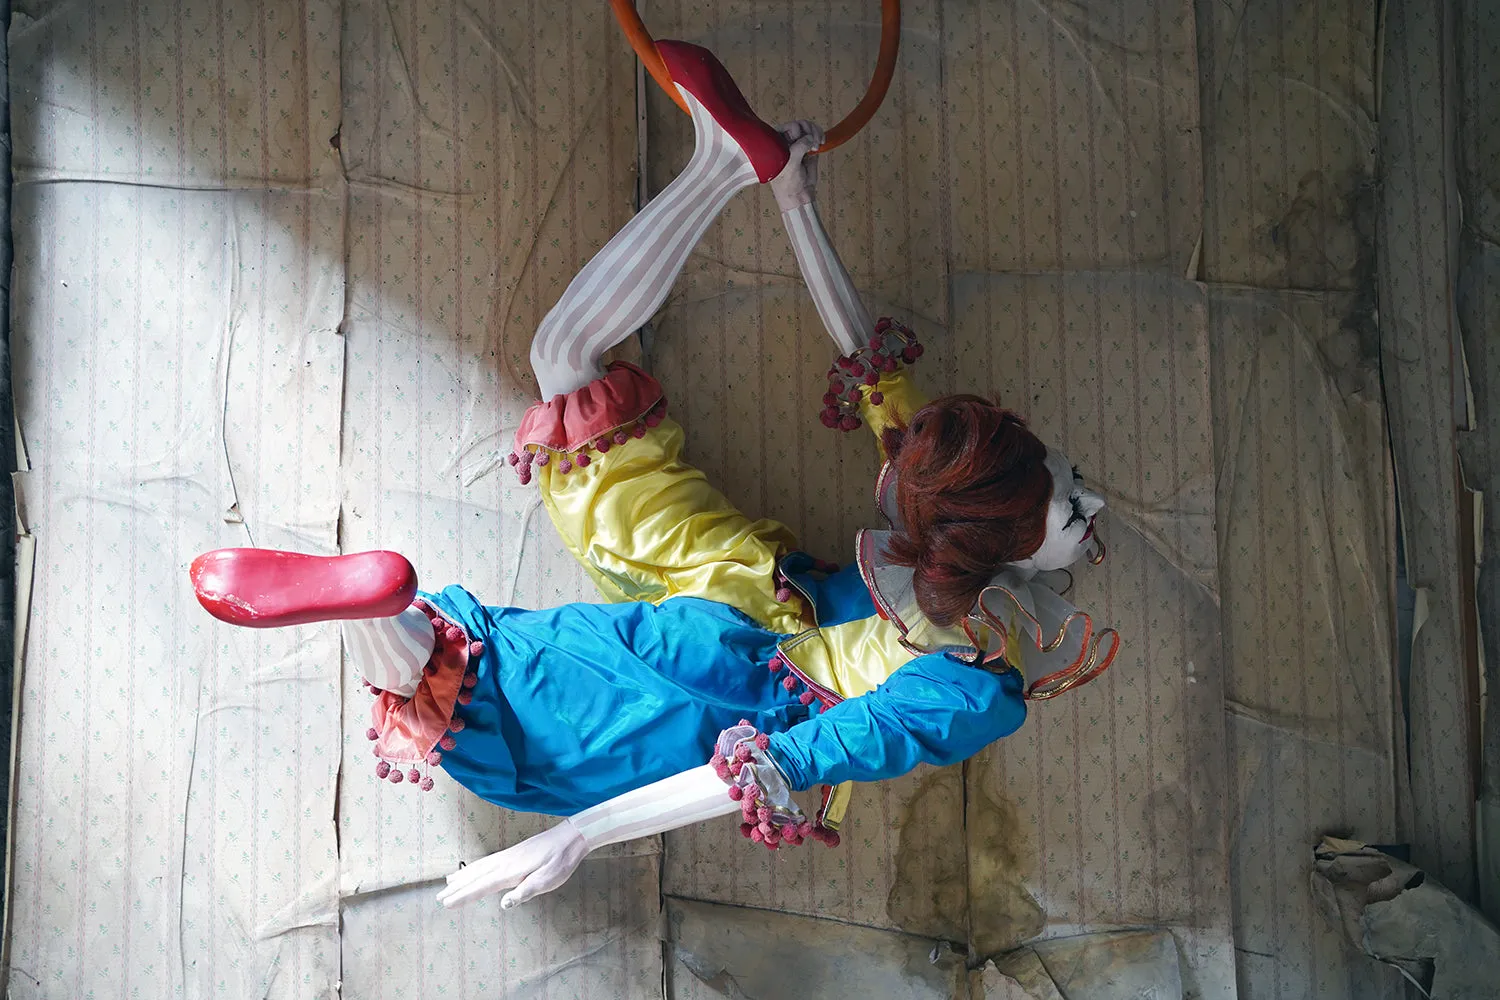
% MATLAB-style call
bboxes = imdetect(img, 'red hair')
[881,396,1052,626]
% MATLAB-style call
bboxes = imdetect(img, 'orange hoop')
[608,0,901,154]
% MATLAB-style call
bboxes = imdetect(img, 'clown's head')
[883,396,1106,625]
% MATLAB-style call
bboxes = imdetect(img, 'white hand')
[436,819,589,910]
[771,120,825,212]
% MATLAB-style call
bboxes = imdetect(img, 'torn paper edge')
[1,411,35,989]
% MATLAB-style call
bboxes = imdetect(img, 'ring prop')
[609,0,901,154]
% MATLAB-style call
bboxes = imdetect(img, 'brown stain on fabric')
[886,758,1047,958]
[966,751,1047,957]
[886,768,969,943]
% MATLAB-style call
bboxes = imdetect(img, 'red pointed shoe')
[656,40,790,183]
[190,549,419,628]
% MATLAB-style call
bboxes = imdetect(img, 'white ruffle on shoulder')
[856,463,1119,700]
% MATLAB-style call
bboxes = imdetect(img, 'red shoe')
[190,549,419,628]
[656,40,790,183]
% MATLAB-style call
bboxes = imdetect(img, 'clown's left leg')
[528,41,789,399]
[510,43,807,633]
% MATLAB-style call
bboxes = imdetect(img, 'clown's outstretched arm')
[439,657,1024,910]
[436,765,735,910]
[769,122,872,356]
[771,124,927,447]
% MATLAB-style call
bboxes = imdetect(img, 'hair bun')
[883,395,1052,626]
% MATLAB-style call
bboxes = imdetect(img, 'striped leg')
[341,605,435,699]
[528,90,761,399]
[782,200,873,356]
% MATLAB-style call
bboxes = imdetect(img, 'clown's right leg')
[191,548,435,698]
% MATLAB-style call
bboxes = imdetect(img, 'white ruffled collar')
[858,463,1119,699]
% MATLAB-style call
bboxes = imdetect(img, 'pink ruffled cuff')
[710,721,841,850]
[362,598,481,792]
[819,318,923,432]
[508,361,667,483]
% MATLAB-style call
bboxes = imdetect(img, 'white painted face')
[1008,447,1106,574]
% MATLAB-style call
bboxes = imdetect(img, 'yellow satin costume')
[508,325,931,829]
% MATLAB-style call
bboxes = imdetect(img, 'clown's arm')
[438,655,1024,909]
[771,122,927,456]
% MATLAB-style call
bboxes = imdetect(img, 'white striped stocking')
[341,605,435,698]
[528,89,761,399]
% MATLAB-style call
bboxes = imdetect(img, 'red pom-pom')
[869,392,884,406]
[735,745,752,763]
[822,391,838,406]
[754,733,770,751]
[457,690,473,705]
[445,626,464,645]
[738,719,752,728]
[449,717,465,733]
[613,430,629,445]
[740,822,754,838]
[557,459,572,474]
[902,346,919,364]
[414,600,433,615]
[782,675,797,691]
[845,387,862,403]
[420,777,435,791]
[632,423,647,439]
[824,831,841,848]
[644,412,663,428]
[440,735,457,750]
[775,587,792,602]
[408,768,421,784]
[518,469,532,486]
[764,837,779,851]
[912,342,925,358]
[430,616,447,630]
[595,438,611,453]
[575,453,590,467]
[839,415,860,432]
[863,371,880,386]
[375,761,391,779]
[366,727,379,741]
[729,760,743,777]
[820,408,840,428]
[710,752,726,768]
[462,673,478,688]
[874,318,892,334]
[389,768,404,784]
[535,451,550,466]
[469,641,485,657]
[750,827,764,843]
[728,785,744,801]
[426,751,443,766]
[507,453,519,466]
[799,691,816,705]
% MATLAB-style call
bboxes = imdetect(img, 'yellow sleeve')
[857,369,929,461]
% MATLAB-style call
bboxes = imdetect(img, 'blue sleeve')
[765,654,1027,790]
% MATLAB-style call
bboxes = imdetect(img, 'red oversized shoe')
[656,40,790,183]
[190,549,419,628]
